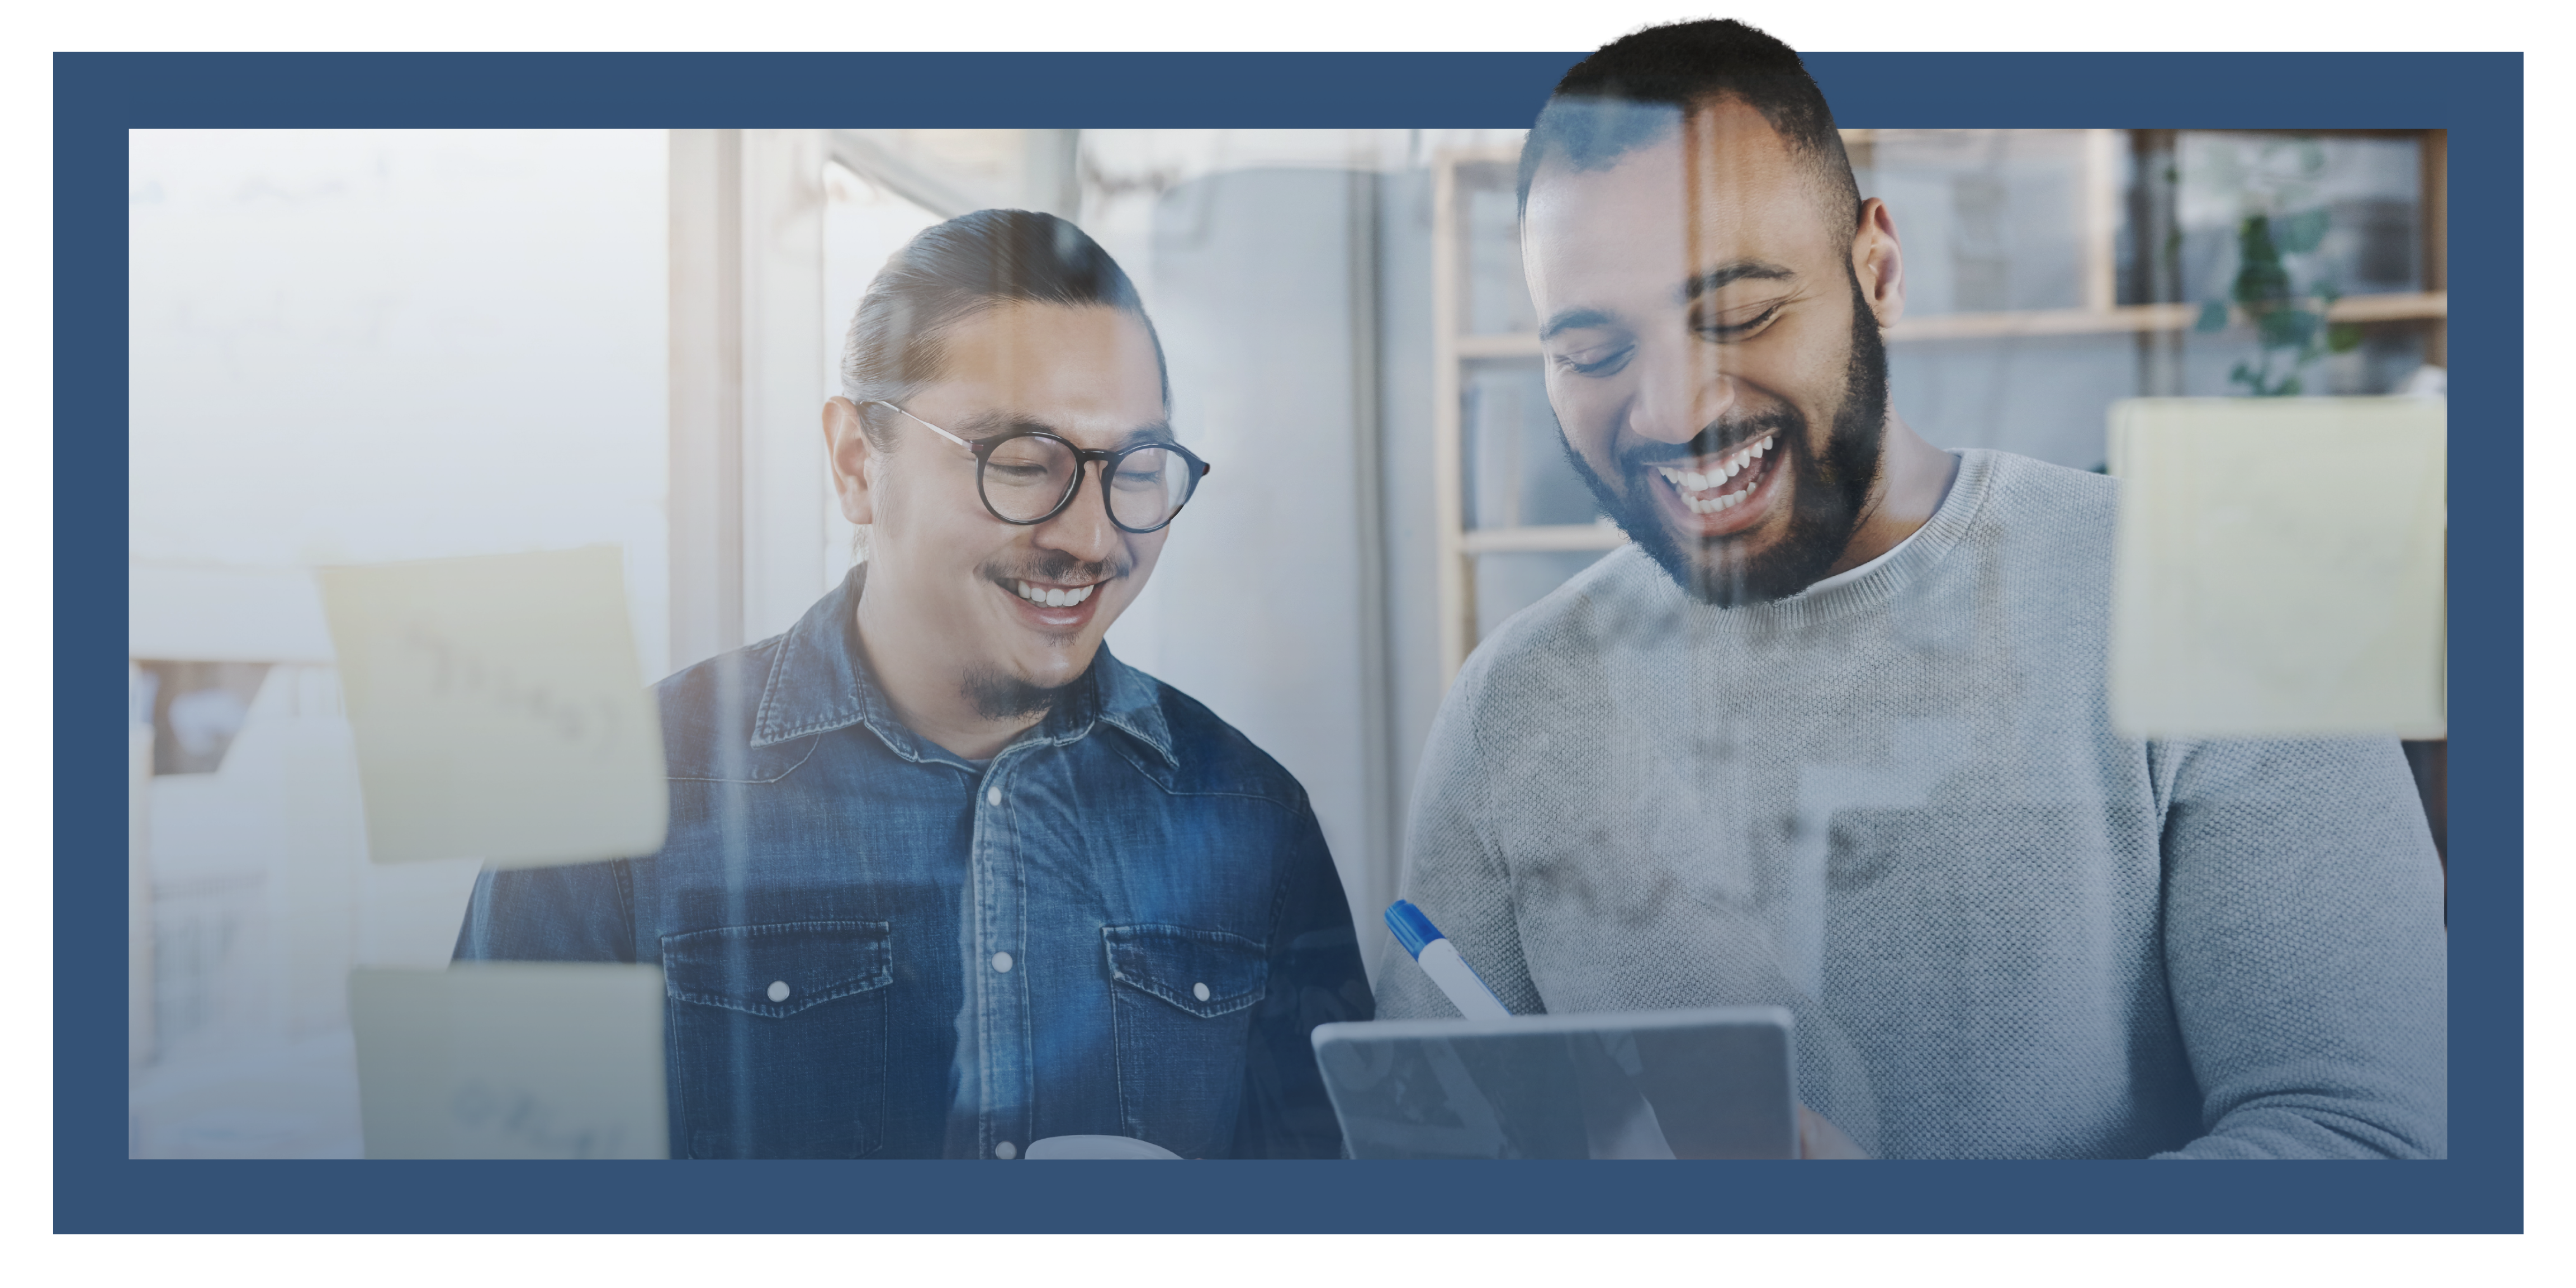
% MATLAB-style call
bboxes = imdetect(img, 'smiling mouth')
[1008,578,1098,608]
[1654,434,1776,514]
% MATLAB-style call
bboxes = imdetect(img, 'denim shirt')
[453,567,1372,1158]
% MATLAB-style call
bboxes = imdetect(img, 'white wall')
[129,129,670,675]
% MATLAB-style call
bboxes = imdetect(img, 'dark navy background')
[57,50,2522,1233]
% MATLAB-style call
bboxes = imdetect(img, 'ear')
[1850,197,1906,331]
[823,396,880,526]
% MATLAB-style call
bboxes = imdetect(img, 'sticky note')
[351,963,667,1159]
[318,546,667,868]
[2109,397,2445,740]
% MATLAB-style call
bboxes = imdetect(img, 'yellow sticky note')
[318,547,667,868]
[2109,397,2445,740]
[352,963,667,1159]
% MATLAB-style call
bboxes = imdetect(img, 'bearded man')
[1376,20,2447,1159]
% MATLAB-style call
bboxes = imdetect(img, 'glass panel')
[1462,358,1602,529]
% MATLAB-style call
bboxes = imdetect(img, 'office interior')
[125,127,2447,1157]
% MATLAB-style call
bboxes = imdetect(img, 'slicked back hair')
[840,207,1169,450]
[1515,18,1862,238]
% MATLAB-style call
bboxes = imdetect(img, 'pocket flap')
[1102,924,1267,1019]
[661,920,892,1018]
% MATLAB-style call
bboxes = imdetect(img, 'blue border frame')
[59,51,2521,1233]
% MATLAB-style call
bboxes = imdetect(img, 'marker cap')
[1385,899,1440,959]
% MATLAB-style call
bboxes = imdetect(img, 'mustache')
[1618,408,1803,473]
[979,550,1133,585]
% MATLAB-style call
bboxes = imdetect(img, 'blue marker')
[1385,900,1513,1020]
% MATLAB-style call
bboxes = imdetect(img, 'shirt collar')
[748,563,1175,769]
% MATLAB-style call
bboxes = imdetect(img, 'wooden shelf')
[1450,290,2446,356]
[1461,522,1629,555]
[1884,290,2446,343]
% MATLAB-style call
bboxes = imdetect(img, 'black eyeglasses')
[866,400,1212,534]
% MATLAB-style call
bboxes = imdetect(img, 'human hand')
[1797,1104,1867,1159]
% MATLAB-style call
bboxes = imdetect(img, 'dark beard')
[960,665,1079,721]
[1563,276,1891,607]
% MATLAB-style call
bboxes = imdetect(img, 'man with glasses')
[457,209,1372,1159]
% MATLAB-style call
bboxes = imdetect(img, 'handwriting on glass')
[450,1079,630,1159]
[402,621,625,759]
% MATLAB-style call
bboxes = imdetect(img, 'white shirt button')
[986,786,1002,807]
[766,980,790,1003]
[995,1140,1017,1159]
[992,951,1014,973]
[1193,982,1211,1002]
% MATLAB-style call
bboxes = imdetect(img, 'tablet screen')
[1312,1007,1796,1159]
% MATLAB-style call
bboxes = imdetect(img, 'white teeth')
[1661,446,1769,513]
[1015,580,1097,607]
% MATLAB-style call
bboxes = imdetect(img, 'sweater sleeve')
[1376,660,1548,1020]
[2153,736,2447,1158]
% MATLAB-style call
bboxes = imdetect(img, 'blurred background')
[126,126,2447,1156]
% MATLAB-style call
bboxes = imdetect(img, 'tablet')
[1311,1006,1796,1159]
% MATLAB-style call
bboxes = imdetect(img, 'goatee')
[960,665,1079,721]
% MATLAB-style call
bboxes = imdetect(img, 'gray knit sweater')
[1378,449,2447,1159]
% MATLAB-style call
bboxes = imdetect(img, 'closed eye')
[1696,304,1784,340]
[1556,344,1634,378]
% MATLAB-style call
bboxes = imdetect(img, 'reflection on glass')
[122,116,2450,1168]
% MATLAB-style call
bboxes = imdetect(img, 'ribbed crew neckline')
[1667,447,1999,631]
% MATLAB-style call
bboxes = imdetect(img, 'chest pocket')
[1102,924,1267,1157]
[661,920,892,1158]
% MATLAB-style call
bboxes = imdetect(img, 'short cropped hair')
[1515,18,1861,235]
[840,208,1169,448]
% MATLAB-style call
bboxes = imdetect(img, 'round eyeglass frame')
[865,400,1212,534]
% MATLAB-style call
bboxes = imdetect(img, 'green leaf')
[2233,216,2292,306]
[2195,300,2231,333]
[2326,323,2365,353]
[2258,307,2320,351]
[2277,208,2330,254]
